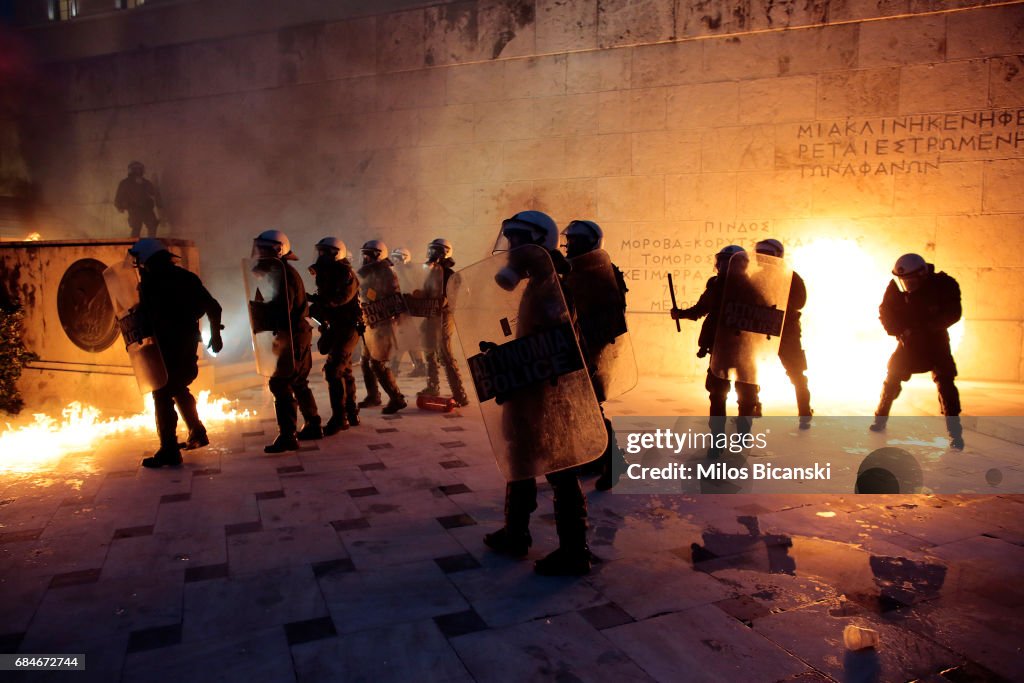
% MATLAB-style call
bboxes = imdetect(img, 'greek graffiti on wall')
[616,221,817,312]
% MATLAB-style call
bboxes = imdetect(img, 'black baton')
[667,273,681,333]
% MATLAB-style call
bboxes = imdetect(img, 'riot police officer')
[357,240,407,414]
[483,210,593,576]
[308,237,361,434]
[417,238,469,406]
[562,220,629,491]
[388,247,428,378]
[870,253,964,450]
[671,245,762,432]
[129,238,223,468]
[115,161,161,238]
[252,230,322,452]
[755,239,813,429]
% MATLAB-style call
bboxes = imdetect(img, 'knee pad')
[736,382,760,411]
[881,378,903,401]
[705,372,730,396]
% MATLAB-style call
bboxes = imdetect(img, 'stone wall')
[10,0,1024,382]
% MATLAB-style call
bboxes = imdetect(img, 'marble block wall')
[8,0,1024,380]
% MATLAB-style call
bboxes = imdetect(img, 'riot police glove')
[208,324,224,353]
[670,307,698,321]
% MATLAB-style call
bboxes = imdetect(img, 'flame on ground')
[0,391,254,475]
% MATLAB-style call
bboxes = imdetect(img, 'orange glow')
[23,232,41,241]
[751,238,963,414]
[0,391,254,475]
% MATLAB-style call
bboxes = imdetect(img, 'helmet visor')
[252,241,281,259]
[316,245,340,260]
[896,272,926,293]
[495,218,541,253]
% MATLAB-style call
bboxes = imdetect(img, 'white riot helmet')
[389,247,412,265]
[315,236,347,261]
[254,229,298,260]
[128,237,177,267]
[562,220,604,254]
[892,253,928,292]
[715,244,747,273]
[755,238,784,258]
[361,239,388,263]
[494,210,558,253]
[427,238,452,261]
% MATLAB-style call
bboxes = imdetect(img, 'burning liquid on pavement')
[0,391,253,475]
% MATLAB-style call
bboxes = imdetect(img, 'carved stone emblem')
[57,258,119,352]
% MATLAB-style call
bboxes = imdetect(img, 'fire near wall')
[8,0,1024,381]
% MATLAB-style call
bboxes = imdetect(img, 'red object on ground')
[417,394,456,412]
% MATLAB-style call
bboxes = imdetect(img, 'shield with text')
[710,252,792,384]
[450,244,607,480]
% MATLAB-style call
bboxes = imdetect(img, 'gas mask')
[495,247,532,291]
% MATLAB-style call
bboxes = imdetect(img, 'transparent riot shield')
[392,262,435,359]
[397,262,444,319]
[242,257,295,378]
[710,252,792,384]
[567,249,638,401]
[102,256,168,393]
[450,245,607,481]
[359,261,406,363]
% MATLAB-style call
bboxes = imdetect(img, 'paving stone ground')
[1,371,1022,682]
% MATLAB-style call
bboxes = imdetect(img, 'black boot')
[419,351,441,397]
[534,546,592,576]
[175,390,207,447]
[483,527,532,557]
[947,416,964,450]
[360,359,381,407]
[382,396,407,415]
[485,480,536,557]
[871,380,900,432]
[344,374,360,426]
[180,427,209,450]
[324,416,350,435]
[264,433,299,453]
[142,446,183,469]
[542,471,589,575]
[793,373,812,430]
[297,417,323,440]
[326,378,347,427]
[376,363,406,414]
[444,359,470,407]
